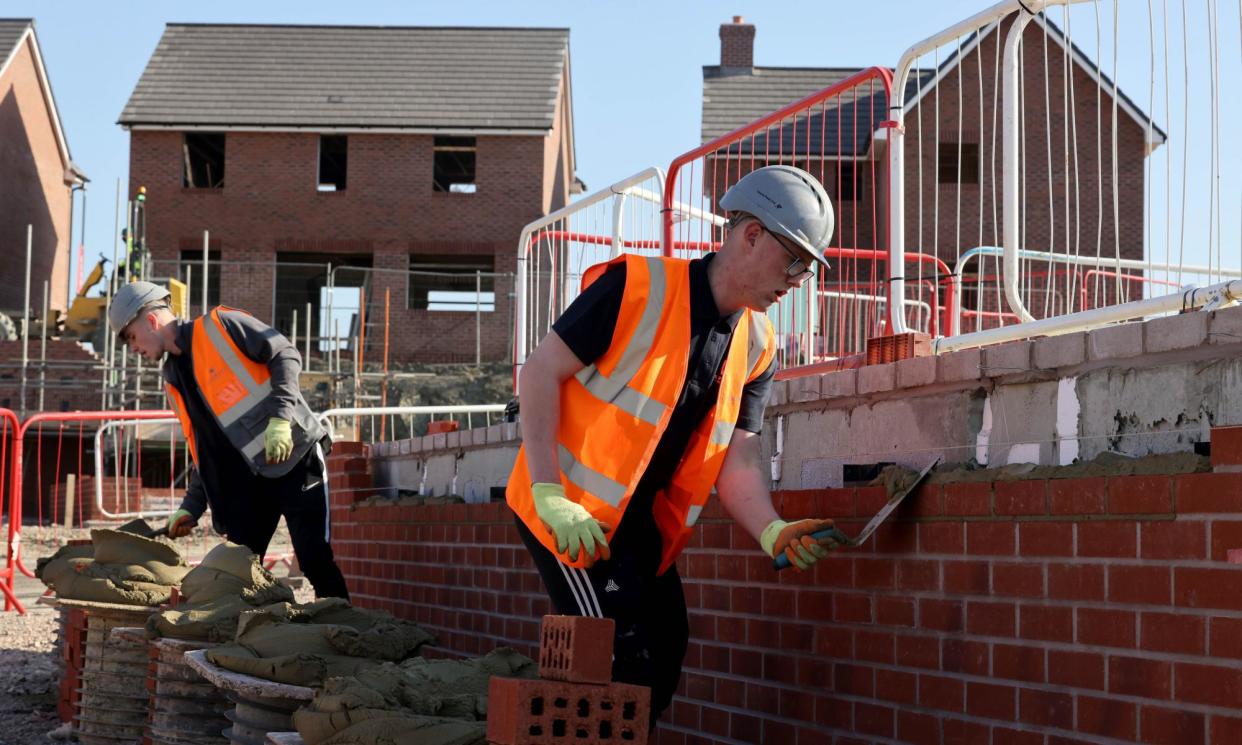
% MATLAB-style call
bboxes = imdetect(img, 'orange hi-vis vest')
[507,254,777,574]
[165,307,305,478]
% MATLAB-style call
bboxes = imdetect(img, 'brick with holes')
[539,615,615,684]
[486,675,650,745]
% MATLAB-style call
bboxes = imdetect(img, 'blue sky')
[9,1,1240,288]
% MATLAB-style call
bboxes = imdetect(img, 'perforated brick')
[539,615,614,684]
[486,676,649,745]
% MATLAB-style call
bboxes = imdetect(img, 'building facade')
[121,24,580,364]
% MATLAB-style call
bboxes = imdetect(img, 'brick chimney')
[719,16,755,69]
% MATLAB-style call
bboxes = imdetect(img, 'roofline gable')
[899,14,1167,148]
[0,21,78,180]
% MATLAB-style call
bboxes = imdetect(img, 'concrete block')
[937,347,982,383]
[445,430,461,449]
[981,340,1031,377]
[408,437,422,453]
[857,363,896,394]
[421,435,436,452]
[431,433,448,451]
[487,424,504,444]
[1087,322,1143,361]
[504,422,520,441]
[399,439,413,456]
[790,375,822,403]
[459,428,475,448]
[1208,306,1242,345]
[1145,312,1208,354]
[895,355,936,389]
[820,369,857,398]
[1032,332,1086,370]
[771,379,789,406]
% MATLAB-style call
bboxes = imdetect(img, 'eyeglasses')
[763,227,816,281]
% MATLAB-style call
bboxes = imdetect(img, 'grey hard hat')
[719,165,835,268]
[108,281,171,336]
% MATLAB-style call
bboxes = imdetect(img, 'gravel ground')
[0,521,300,744]
[0,606,60,745]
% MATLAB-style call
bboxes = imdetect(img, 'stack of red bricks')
[488,615,650,744]
[326,441,372,506]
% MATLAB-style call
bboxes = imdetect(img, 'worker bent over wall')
[328,438,1242,744]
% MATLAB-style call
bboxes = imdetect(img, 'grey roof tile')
[0,19,32,64]
[702,66,930,156]
[119,24,569,130]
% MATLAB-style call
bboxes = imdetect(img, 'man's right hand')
[531,482,611,567]
[166,509,197,539]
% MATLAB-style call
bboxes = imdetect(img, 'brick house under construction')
[120,23,581,364]
[704,15,1165,326]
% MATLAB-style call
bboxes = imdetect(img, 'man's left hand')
[264,418,293,463]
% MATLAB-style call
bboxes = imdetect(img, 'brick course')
[327,441,1242,743]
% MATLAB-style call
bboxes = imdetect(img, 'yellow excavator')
[63,257,187,350]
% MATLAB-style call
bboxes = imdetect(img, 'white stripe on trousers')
[556,561,603,617]
[315,443,330,543]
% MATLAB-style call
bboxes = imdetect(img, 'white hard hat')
[720,165,835,268]
[108,281,171,336]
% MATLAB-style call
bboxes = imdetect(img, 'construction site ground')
[0,520,304,744]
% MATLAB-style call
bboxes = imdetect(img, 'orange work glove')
[760,518,841,570]
[166,509,198,539]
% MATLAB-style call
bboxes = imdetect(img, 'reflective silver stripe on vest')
[571,256,671,426]
[710,419,735,447]
[558,445,628,508]
[685,504,703,527]
[202,314,273,427]
[574,368,666,426]
[240,430,266,461]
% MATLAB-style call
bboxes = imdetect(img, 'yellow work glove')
[166,509,197,539]
[532,482,611,567]
[264,417,293,463]
[760,518,839,571]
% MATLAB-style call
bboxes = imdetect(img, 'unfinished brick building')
[120,24,581,364]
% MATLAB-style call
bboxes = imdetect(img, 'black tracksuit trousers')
[223,443,350,600]
[515,507,689,732]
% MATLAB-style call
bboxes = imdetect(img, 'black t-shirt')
[552,253,775,519]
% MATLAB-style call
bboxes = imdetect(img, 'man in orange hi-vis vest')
[109,282,348,599]
[508,165,841,730]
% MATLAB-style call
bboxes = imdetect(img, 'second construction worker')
[109,284,349,599]
[508,165,841,729]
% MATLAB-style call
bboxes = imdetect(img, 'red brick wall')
[0,339,103,413]
[0,34,72,315]
[128,129,560,363]
[329,444,1242,743]
[46,476,171,526]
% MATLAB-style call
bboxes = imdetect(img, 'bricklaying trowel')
[774,456,941,570]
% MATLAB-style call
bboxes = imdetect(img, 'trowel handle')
[772,527,851,570]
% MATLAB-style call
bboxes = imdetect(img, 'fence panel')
[660,67,947,370]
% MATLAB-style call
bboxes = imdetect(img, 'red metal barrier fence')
[661,67,948,371]
[3,409,182,613]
